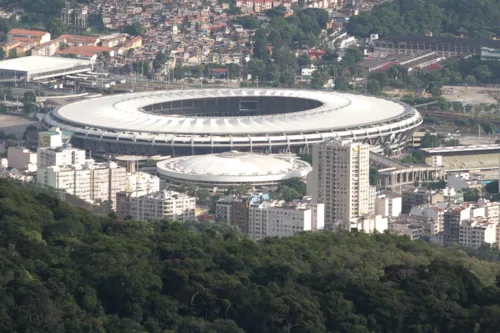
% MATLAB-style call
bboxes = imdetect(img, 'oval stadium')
[42,88,423,156]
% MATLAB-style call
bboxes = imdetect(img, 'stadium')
[156,151,312,190]
[42,88,423,156]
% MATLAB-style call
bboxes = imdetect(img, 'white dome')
[157,151,312,185]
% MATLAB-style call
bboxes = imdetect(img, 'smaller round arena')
[156,151,311,190]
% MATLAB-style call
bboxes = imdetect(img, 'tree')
[0,48,4,60]
[23,91,36,103]
[46,17,66,37]
[153,52,169,70]
[482,122,496,134]
[465,75,476,85]
[253,29,268,60]
[8,49,17,59]
[310,70,329,89]
[123,22,144,36]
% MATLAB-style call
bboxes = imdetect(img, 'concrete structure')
[374,36,500,57]
[481,47,500,61]
[38,129,63,148]
[248,200,324,240]
[371,152,444,191]
[157,151,311,191]
[402,188,445,213]
[42,89,422,156]
[7,146,37,170]
[421,145,500,171]
[459,218,497,248]
[443,204,472,245]
[0,56,92,82]
[375,191,402,218]
[309,139,371,229]
[37,146,86,168]
[116,190,196,222]
[37,161,126,207]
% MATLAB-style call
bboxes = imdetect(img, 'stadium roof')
[53,89,410,136]
[0,56,91,73]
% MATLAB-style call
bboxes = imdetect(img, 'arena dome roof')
[156,151,312,186]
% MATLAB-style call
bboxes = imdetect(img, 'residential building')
[117,190,196,222]
[37,161,126,207]
[248,200,325,240]
[38,129,63,148]
[344,215,389,234]
[37,146,86,168]
[375,191,402,217]
[443,204,472,245]
[8,28,51,44]
[309,139,371,229]
[7,146,37,170]
[459,218,497,248]
[402,187,444,213]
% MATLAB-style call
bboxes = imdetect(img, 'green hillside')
[1,179,500,332]
[347,0,500,39]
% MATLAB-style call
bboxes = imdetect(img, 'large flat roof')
[422,144,500,154]
[0,56,91,73]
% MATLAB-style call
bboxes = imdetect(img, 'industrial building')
[0,56,92,82]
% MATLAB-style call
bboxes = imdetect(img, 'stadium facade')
[42,88,423,156]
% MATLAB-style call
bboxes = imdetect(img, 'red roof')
[9,28,49,37]
[210,68,228,73]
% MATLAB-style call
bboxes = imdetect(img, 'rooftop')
[8,28,49,37]
[0,56,91,73]
[422,144,500,154]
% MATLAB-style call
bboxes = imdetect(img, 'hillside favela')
[3,0,500,332]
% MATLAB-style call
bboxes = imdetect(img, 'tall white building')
[116,190,196,222]
[37,146,86,168]
[248,200,324,241]
[37,161,126,206]
[309,139,370,229]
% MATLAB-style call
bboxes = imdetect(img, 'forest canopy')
[347,0,500,39]
[1,179,500,332]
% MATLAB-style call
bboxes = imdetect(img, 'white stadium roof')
[43,88,422,155]
[157,151,312,184]
[52,89,409,135]
[0,56,91,73]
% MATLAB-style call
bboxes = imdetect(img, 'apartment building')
[7,146,37,170]
[117,190,196,222]
[309,139,370,229]
[248,200,324,241]
[444,204,472,245]
[459,218,497,248]
[37,161,126,206]
[375,191,402,217]
[345,215,389,233]
[37,146,86,168]
[8,28,51,44]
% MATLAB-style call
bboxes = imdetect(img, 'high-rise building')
[37,161,126,207]
[309,139,370,229]
[116,190,196,222]
[37,146,86,168]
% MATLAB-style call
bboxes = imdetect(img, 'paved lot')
[441,86,500,105]
[0,114,39,139]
